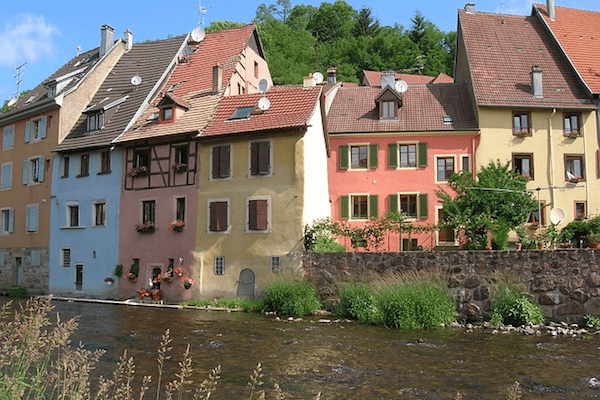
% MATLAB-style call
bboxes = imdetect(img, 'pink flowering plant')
[181,276,194,290]
[168,220,185,232]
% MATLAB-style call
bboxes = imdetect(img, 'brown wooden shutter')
[210,201,228,232]
[250,142,259,175]
[258,141,270,175]
[220,145,230,178]
[211,146,220,179]
[248,199,269,230]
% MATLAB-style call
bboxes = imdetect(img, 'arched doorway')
[237,269,255,300]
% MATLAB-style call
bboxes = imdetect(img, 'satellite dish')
[190,27,205,43]
[131,75,142,86]
[395,80,408,93]
[257,78,269,94]
[313,72,324,84]
[182,46,193,56]
[7,98,17,107]
[549,207,566,226]
[258,97,270,111]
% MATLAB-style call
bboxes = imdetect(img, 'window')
[339,194,378,220]
[87,112,104,131]
[26,204,38,233]
[271,256,281,273]
[135,149,150,168]
[60,248,71,267]
[382,101,396,119]
[388,143,427,168]
[564,113,581,137]
[352,195,369,219]
[513,112,530,136]
[436,156,455,181]
[437,208,455,243]
[142,200,156,224]
[400,194,418,218]
[211,144,231,179]
[99,151,111,174]
[575,202,586,220]
[75,264,83,291]
[388,193,428,220]
[162,107,173,121]
[62,156,70,178]
[3,125,14,150]
[66,202,80,227]
[214,256,224,275]
[1,208,14,234]
[176,197,186,221]
[79,154,90,177]
[174,146,188,165]
[512,153,533,179]
[229,106,254,120]
[26,117,47,142]
[402,238,419,251]
[209,199,229,233]
[461,155,470,172]
[249,140,271,176]
[351,145,368,169]
[23,156,45,184]
[93,201,106,226]
[565,155,584,181]
[339,144,378,170]
[254,61,259,78]
[247,197,270,232]
[1,162,11,190]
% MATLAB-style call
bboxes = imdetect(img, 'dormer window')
[156,93,188,123]
[375,86,402,121]
[382,101,396,119]
[47,85,56,98]
[87,112,104,131]
[162,107,173,121]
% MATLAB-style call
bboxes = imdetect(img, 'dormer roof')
[375,86,402,103]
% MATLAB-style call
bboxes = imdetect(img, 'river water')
[6,299,600,399]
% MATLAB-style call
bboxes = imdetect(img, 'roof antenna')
[198,0,211,27]
[14,62,26,99]
[500,1,504,14]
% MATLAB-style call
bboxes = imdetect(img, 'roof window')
[228,106,255,121]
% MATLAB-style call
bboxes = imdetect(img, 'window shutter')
[418,142,428,167]
[388,143,398,168]
[248,200,257,229]
[250,142,259,175]
[31,251,40,266]
[25,121,31,143]
[258,141,270,175]
[339,145,349,170]
[256,199,268,230]
[369,195,378,219]
[220,145,230,178]
[369,145,378,168]
[22,160,29,185]
[38,156,45,182]
[388,194,398,212]
[1,163,10,189]
[418,193,428,219]
[8,209,14,233]
[211,147,219,179]
[340,195,349,219]
[210,201,227,232]
[40,117,47,139]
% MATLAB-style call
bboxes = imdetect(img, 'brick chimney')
[212,63,222,94]
[327,67,337,84]
[100,25,115,58]
[547,0,555,21]
[303,73,316,88]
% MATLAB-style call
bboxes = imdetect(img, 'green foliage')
[215,298,262,311]
[584,314,600,328]
[490,282,544,326]
[560,216,600,246]
[303,217,345,252]
[261,276,321,316]
[182,299,214,307]
[205,21,247,32]
[492,220,511,250]
[333,282,382,324]
[8,287,27,298]
[114,264,123,277]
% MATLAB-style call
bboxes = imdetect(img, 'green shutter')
[388,143,398,168]
[340,195,349,220]
[419,193,429,219]
[369,195,378,219]
[339,145,349,170]
[418,142,428,167]
[388,194,398,213]
[369,144,378,168]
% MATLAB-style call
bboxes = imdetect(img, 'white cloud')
[0,14,59,67]
[494,0,535,16]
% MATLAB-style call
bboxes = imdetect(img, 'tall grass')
[260,272,321,316]
[489,272,545,326]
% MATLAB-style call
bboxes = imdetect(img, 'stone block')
[557,302,585,316]
[531,275,556,292]
[538,292,560,305]
[463,274,481,288]
[584,298,600,316]
[473,285,490,301]
[570,289,590,303]
[587,273,600,287]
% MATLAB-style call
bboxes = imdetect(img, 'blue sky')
[1,0,599,104]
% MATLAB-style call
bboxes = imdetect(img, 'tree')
[206,21,247,32]
[307,0,356,43]
[353,6,380,37]
[436,161,537,250]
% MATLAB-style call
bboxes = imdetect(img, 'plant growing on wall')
[114,264,123,277]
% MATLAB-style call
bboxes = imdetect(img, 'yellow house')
[195,83,330,299]
[455,4,598,234]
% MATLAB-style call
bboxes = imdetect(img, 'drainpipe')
[548,108,556,209]
[583,115,590,218]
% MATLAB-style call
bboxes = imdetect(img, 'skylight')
[228,106,255,121]
[443,115,454,124]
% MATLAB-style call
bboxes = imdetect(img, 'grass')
[261,272,322,317]
[489,272,545,326]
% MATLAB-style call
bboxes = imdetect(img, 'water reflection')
[3,298,600,399]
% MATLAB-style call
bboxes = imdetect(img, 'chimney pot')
[124,29,133,52]
[547,0,555,21]
[327,67,337,84]
[100,24,115,58]
[212,63,222,94]
[303,73,316,88]
[465,3,476,14]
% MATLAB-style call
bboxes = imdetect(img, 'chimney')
[381,72,395,90]
[327,67,337,84]
[124,29,133,52]
[212,63,222,94]
[531,65,543,98]
[547,0,555,21]
[303,73,316,88]
[100,25,115,58]
[465,3,476,14]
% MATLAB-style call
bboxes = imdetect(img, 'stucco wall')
[300,249,600,323]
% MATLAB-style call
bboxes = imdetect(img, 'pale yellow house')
[195,83,330,299]
[455,4,598,235]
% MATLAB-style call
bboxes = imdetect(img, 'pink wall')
[328,134,479,251]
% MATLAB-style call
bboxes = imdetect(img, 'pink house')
[326,75,479,251]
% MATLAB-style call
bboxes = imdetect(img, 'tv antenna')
[198,0,211,27]
[14,62,27,98]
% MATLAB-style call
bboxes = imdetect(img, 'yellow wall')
[476,107,599,228]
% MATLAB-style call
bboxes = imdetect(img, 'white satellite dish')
[131,75,142,86]
[182,46,193,56]
[257,78,269,94]
[258,97,270,111]
[395,80,408,93]
[549,207,566,226]
[313,71,324,84]
[7,97,17,107]
[190,27,205,43]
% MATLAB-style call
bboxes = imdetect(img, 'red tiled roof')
[201,85,321,138]
[430,73,454,84]
[362,70,440,86]
[326,84,478,134]
[535,4,600,94]
[114,25,257,143]
[458,9,595,109]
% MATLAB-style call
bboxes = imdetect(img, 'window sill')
[76,174,90,178]
[61,226,85,229]
[245,229,271,234]
[207,229,231,235]
[513,133,531,138]
[97,171,111,175]
[91,224,106,228]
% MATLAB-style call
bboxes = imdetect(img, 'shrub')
[182,299,215,307]
[312,234,346,252]
[490,282,544,326]
[8,286,27,298]
[261,276,321,316]
[215,298,262,311]
[333,281,382,324]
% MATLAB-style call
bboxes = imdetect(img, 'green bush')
[376,280,455,329]
[333,282,382,324]
[312,235,346,252]
[490,283,544,326]
[215,298,262,311]
[261,277,321,316]
[8,287,27,298]
[182,299,214,307]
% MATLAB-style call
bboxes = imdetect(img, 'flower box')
[171,163,187,173]
[135,222,155,233]
[168,220,185,232]
[181,276,194,290]
[128,166,149,177]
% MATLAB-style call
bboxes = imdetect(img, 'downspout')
[548,108,556,208]
[583,114,590,217]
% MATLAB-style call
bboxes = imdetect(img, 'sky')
[1,0,599,104]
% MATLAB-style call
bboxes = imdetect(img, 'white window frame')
[435,154,457,183]
[60,248,71,267]
[209,143,233,181]
[347,143,370,170]
[26,203,39,233]
[1,162,12,190]
[397,142,419,169]
[245,195,271,233]
[214,256,225,275]
[0,207,14,234]
[26,156,42,185]
[247,139,273,178]
[396,192,420,221]
[271,256,281,273]
[2,125,14,150]
[65,201,82,228]
[175,196,186,222]
[435,205,458,245]
[348,193,372,221]
[92,200,107,227]
[207,198,231,234]
[141,198,157,225]
[32,118,43,142]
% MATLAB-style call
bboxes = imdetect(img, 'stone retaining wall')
[298,249,600,323]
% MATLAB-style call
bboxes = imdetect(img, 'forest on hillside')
[209,0,456,85]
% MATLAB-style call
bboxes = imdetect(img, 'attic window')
[381,101,396,120]
[25,95,38,104]
[443,116,454,124]
[162,107,173,121]
[47,85,56,97]
[87,112,104,131]
[228,106,254,121]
